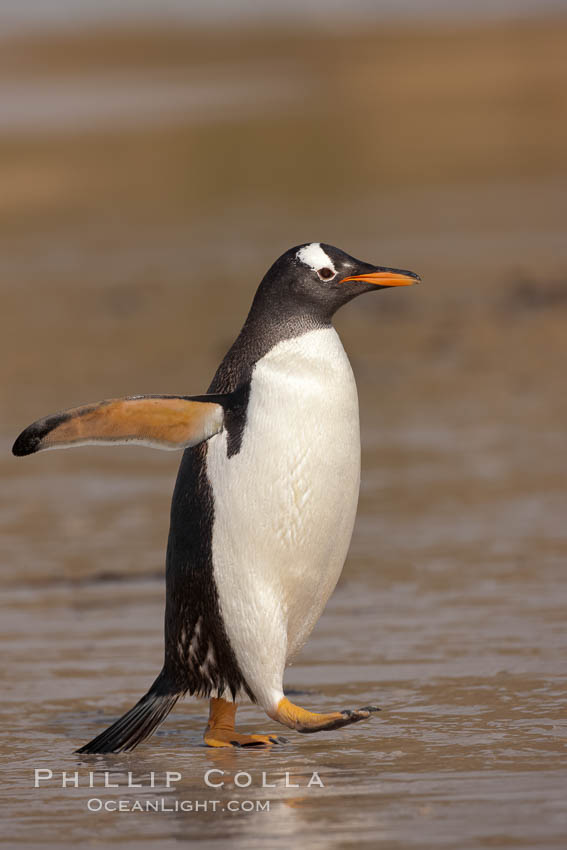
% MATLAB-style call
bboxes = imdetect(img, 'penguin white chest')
[206,327,360,706]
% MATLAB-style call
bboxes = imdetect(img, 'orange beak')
[340,269,420,287]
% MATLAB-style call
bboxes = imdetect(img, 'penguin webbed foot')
[272,697,381,733]
[204,697,288,748]
[300,705,381,733]
[204,730,288,749]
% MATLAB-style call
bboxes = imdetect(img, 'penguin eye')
[317,267,335,281]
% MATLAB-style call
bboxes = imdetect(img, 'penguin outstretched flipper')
[12,394,226,456]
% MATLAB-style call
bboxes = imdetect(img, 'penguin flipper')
[12,394,225,456]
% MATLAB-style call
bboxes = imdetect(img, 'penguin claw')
[340,706,380,720]
[309,706,380,732]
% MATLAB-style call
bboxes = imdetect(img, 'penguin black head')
[249,243,420,326]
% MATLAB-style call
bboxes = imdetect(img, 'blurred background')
[1,2,567,848]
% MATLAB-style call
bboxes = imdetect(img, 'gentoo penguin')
[13,243,419,751]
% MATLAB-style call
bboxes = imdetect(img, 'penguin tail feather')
[76,672,181,754]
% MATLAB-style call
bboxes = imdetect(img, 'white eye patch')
[296,243,336,275]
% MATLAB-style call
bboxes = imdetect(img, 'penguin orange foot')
[13,243,419,754]
[270,698,381,733]
[204,698,288,748]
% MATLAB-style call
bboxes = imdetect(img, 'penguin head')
[253,243,420,324]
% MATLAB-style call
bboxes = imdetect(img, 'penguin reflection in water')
[14,243,419,752]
